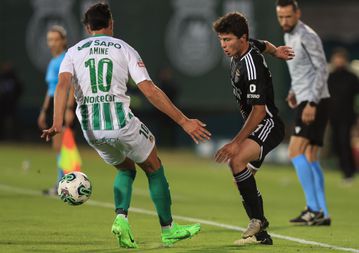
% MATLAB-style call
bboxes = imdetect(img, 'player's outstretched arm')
[138,80,211,144]
[263,41,295,60]
[41,72,72,141]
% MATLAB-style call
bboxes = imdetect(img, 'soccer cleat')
[111,216,138,248]
[242,219,262,239]
[311,216,331,226]
[161,223,200,246]
[234,230,273,246]
[289,208,322,225]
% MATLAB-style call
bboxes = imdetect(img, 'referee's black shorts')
[292,99,329,147]
[247,116,285,170]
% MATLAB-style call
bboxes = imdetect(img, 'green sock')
[114,169,136,215]
[146,166,173,226]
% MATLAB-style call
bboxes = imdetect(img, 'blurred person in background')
[0,62,22,140]
[42,3,210,248]
[276,0,331,225]
[37,25,76,195]
[328,48,359,183]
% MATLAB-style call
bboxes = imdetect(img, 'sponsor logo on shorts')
[247,94,260,99]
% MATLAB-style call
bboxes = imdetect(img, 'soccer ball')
[57,172,92,206]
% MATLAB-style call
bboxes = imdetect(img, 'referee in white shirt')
[276,0,331,226]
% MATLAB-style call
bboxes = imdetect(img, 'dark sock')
[258,190,265,220]
[146,166,173,226]
[234,168,263,220]
[242,190,266,221]
[114,169,136,215]
[242,199,253,219]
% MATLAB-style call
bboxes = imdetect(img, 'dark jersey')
[230,39,279,121]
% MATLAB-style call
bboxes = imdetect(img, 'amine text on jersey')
[59,35,151,131]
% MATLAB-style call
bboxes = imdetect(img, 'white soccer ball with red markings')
[57,172,92,206]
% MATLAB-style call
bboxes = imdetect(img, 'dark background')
[1,0,358,146]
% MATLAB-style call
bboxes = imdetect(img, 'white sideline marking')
[0,183,358,253]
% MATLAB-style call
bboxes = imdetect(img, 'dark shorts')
[247,116,285,170]
[293,99,329,146]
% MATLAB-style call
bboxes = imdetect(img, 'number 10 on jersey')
[85,58,113,94]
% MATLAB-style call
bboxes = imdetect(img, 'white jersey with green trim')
[59,34,151,131]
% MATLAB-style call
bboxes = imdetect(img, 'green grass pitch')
[0,143,358,253]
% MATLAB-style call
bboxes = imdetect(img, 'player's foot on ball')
[161,223,200,246]
[242,219,262,239]
[235,230,273,246]
[111,215,138,248]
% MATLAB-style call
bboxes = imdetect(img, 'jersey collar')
[239,48,252,61]
[91,33,110,37]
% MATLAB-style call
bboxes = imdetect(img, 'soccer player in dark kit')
[213,12,294,245]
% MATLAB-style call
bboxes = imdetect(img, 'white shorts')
[82,117,155,165]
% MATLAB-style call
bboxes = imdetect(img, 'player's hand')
[302,103,316,125]
[286,91,297,109]
[274,46,295,60]
[37,111,47,130]
[64,109,75,127]
[214,141,238,163]
[41,125,62,142]
[180,118,211,144]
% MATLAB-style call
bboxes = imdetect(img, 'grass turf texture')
[0,143,358,253]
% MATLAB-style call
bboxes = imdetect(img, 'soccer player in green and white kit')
[42,3,211,248]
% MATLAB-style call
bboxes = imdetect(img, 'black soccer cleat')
[256,230,273,245]
[289,208,322,225]
[311,216,331,226]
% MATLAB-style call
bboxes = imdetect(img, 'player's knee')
[139,156,161,174]
[229,156,247,175]
[288,145,304,159]
[305,153,317,163]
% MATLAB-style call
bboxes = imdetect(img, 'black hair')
[83,3,112,30]
[212,12,249,40]
[276,0,299,11]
